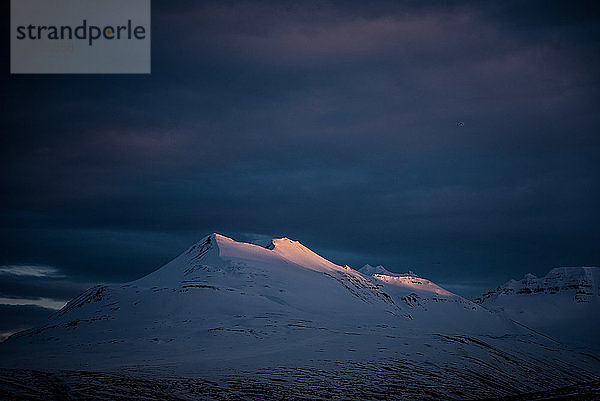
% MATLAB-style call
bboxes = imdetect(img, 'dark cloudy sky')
[1,0,599,338]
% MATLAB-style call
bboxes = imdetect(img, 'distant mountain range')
[0,234,598,400]
[476,266,599,349]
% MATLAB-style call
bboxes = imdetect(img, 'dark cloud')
[1,0,599,307]
[0,270,93,301]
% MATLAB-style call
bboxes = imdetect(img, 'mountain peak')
[266,237,289,245]
[268,237,341,272]
[187,233,239,253]
[477,266,600,304]
[358,264,419,278]
[476,266,600,347]
[359,264,395,276]
[504,266,600,290]
[188,232,225,248]
[203,232,231,243]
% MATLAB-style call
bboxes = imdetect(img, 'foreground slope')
[476,266,600,349]
[1,234,599,400]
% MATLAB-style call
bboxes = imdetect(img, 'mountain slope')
[1,234,598,400]
[476,266,600,349]
[357,264,498,332]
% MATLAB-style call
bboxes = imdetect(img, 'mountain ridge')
[476,266,600,349]
[1,234,598,399]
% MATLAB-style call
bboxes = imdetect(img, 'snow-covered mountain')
[359,264,402,276]
[1,234,598,399]
[476,266,600,349]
